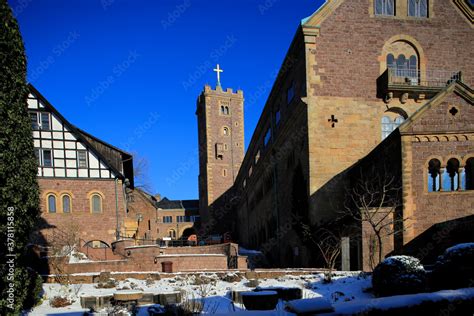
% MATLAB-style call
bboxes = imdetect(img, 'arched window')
[47,194,57,213]
[381,115,405,140]
[408,0,428,18]
[463,158,474,190]
[91,194,102,213]
[169,229,176,239]
[62,194,71,213]
[428,159,441,192]
[443,158,460,191]
[223,127,230,136]
[375,0,395,16]
[388,53,418,82]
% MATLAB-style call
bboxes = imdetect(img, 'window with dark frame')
[77,150,88,168]
[40,112,51,130]
[264,128,271,147]
[48,195,57,213]
[375,0,395,16]
[31,113,39,130]
[286,82,295,104]
[408,0,428,17]
[42,149,53,167]
[91,194,102,213]
[62,195,71,213]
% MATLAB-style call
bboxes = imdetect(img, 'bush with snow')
[431,243,474,290]
[372,255,426,297]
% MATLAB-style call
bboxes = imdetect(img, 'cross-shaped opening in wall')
[328,115,338,128]
[449,106,459,116]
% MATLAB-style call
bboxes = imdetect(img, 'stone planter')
[255,286,302,301]
[241,290,278,310]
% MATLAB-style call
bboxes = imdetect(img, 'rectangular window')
[408,0,428,17]
[42,149,53,167]
[264,128,271,147]
[275,110,281,125]
[77,150,88,168]
[30,113,39,130]
[40,113,50,130]
[375,0,395,16]
[286,83,295,104]
[177,216,185,223]
[163,216,172,223]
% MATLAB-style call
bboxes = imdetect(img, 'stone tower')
[196,84,244,224]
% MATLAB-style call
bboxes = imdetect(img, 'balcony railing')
[388,68,462,89]
[378,68,462,100]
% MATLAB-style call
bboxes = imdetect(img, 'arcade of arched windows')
[427,156,474,192]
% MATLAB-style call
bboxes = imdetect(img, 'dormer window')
[375,0,395,16]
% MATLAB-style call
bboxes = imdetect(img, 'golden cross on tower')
[213,64,223,87]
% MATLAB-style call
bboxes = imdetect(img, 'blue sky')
[10,0,323,199]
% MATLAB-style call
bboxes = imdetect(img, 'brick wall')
[37,178,126,247]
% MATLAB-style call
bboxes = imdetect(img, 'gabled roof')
[28,84,130,181]
[398,80,474,135]
[301,0,344,27]
[156,197,199,211]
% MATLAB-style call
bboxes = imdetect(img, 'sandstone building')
[196,85,245,223]
[198,0,474,269]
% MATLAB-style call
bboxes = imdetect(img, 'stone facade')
[226,0,474,269]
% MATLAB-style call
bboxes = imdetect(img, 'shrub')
[49,296,72,308]
[431,243,474,290]
[372,255,426,297]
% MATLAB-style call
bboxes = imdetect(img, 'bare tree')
[132,153,152,192]
[342,165,406,270]
[302,225,341,283]
[47,222,80,285]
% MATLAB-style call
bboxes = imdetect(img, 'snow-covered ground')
[28,271,372,315]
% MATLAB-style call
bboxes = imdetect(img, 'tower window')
[428,159,441,192]
[220,105,230,115]
[223,168,228,177]
[408,0,428,18]
[223,127,230,136]
[375,0,395,16]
